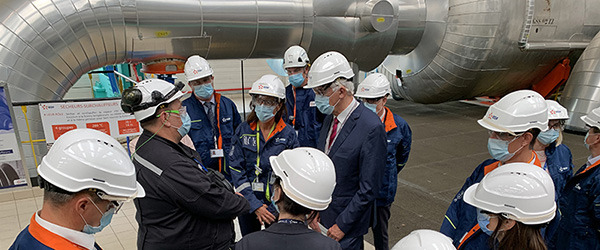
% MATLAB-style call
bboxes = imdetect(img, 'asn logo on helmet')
[487,112,499,120]
[550,109,559,115]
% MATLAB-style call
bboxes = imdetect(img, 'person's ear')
[74,195,91,214]
[381,97,388,106]
[521,132,533,147]
[274,186,282,202]
[501,219,516,231]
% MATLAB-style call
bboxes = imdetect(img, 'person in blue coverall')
[11,129,145,250]
[551,106,600,249]
[355,73,412,250]
[440,90,549,250]
[531,100,575,245]
[305,51,387,250]
[230,74,299,236]
[282,45,325,147]
[182,55,242,181]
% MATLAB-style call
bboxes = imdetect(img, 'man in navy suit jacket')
[305,51,387,250]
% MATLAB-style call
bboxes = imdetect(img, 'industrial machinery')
[0,0,599,131]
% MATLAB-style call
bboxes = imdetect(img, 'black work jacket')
[235,222,341,250]
[133,130,250,250]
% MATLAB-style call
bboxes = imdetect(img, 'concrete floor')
[365,99,590,248]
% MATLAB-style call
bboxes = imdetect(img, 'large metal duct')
[561,31,600,132]
[0,0,426,103]
[382,0,600,104]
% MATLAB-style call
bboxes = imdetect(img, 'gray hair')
[334,78,354,93]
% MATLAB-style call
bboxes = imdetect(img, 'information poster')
[0,86,28,189]
[39,100,141,144]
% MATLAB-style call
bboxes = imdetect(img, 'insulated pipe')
[561,31,600,132]
[0,0,426,103]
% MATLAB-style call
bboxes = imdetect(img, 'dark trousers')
[340,235,364,250]
[372,205,391,250]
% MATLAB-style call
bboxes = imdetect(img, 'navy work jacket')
[378,107,412,206]
[552,159,600,250]
[183,93,242,180]
[229,118,299,214]
[284,85,324,147]
[317,102,387,238]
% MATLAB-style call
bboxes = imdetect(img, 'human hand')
[327,224,345,241]
[254,204,276,225]
[308,212,320,232]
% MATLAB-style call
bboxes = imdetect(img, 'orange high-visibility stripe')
[214,93,223,172]
[382,107,397,133]
[484,152,541,175]
[28,214,89,250]
[578,159,600,176]
[250,118,287,142]
[457,224,481,250]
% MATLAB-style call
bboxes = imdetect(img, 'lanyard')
[255,123,276,177]
[192,158,208,172]
[292,87,297,127]
[278,219,305,225]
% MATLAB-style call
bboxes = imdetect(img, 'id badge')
[252,182,264,192]
[210,149,224,158]
[309,101,316,107]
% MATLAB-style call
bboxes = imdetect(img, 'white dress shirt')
[325,98,359,154]
[35,211,97,250]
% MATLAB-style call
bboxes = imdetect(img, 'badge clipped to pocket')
[210,149,224,158]
[309,101,316,107]
[252,182,264,192]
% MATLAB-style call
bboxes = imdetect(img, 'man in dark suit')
[305,51,387,250]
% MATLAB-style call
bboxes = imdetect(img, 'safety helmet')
[283,45,310,69]
[184,55,214,82]
[581,106,600,129]
[478,90,548,134]
[354,73,391,99]
[38,129,145,200]
[249,74,286,99]
[121,79,184,122]
[391,229,456,250]
[546,100,569,120]
[269,147,336,211]
[463,162,556,225]
[305,51,354,89]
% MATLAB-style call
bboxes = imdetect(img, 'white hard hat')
[478,90,548,134]
[581,106,600,129]
[546,100,569,120]
[283,45,310,69]
[463,162,556,225]
[354,73,391,98]
[121,79,184,122]
[185,55,214,81]
[391,229,456,250]
[305,51,354,89]
[38,129,145,200]
[249,74,286,99]
[269,147,336,211]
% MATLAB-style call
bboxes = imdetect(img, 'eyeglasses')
[95,191,126,213]
[313,82,338,96]
[359,97,384,104]
[189,77,212,86]
[488,130,522,141]
[548,120,565,130]
[251,95,280,106]
[160,106,187,117]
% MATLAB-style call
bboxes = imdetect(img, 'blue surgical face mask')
[80,198,115,234]
[271,187,280,214]
[255,104,276,122]
[194,83,214,99]
[315,94,334,115]
[178,113,192,137]
[288,73,305,88]
[585,131,590,150]
[487,136,520,162]
[477,209,495,236]
[364,102,377,114]
[537,128,560,145]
